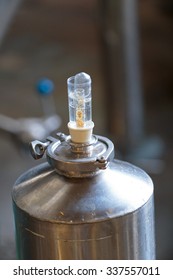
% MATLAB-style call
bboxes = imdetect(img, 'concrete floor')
[0,0,173,259]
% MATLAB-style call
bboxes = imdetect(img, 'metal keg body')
[12,72,155,259]
[13,135,155,259]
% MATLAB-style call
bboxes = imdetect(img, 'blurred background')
[0,0,173,259]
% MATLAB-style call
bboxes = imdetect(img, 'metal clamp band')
[30,133,114,177]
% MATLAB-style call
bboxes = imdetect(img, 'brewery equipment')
[12,72,155,259]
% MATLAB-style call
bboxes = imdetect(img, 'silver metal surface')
[0,114,61,147]
[12,160,155,260]
[121,0,144,148]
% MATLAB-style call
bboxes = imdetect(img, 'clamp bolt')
[29,140,50,159]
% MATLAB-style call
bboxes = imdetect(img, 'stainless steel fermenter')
[12,72,155,259]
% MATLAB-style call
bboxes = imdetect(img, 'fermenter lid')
[30,133,114,178]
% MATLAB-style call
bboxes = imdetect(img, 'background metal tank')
[12,133,155,260]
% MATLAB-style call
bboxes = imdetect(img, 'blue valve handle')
[36,78,56,116]
[36,78,54,96]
